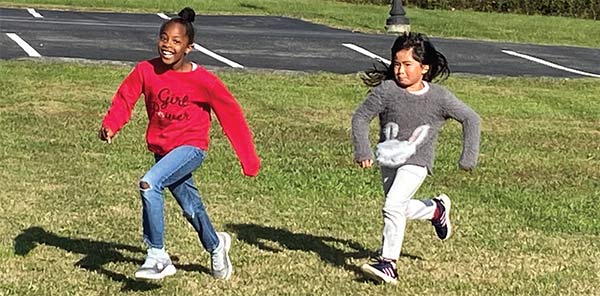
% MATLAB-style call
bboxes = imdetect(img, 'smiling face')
[157,22,193,71]
[393,48,429,92]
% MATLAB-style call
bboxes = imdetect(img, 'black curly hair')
[159,7,196,44]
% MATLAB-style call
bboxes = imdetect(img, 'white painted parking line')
[27,8,43,18]
[342,43,391,65]
[192,44,244,68]
[502,50,600,78]
[156,13,169,20]
[156,13,244,68]
[6,33,41,57]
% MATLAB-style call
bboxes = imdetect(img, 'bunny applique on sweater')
[376,122,430,168]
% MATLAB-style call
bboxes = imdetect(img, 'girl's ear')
[408,125,430,145]
[185,44,193,55]
[422,64,430,74]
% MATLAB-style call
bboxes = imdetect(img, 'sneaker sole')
[360,264,398,285]
[134,264,176,280]
[438,194,452,240]
[219,232,233,280]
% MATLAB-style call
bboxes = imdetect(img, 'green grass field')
[1,0,600,295]
[0,60,598,295]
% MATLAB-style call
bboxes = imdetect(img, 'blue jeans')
[139,145,219,252]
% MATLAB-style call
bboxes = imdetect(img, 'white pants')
[380,165,436,260]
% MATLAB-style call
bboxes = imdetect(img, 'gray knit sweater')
[351,80,481,174]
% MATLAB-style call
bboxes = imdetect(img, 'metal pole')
[386,0,410,33]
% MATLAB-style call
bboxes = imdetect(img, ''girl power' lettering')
[150,88,191,121]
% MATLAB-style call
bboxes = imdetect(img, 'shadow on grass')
[227,223,423,282]
[14,227,210,292]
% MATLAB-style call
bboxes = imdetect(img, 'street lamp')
[385,0,410,33]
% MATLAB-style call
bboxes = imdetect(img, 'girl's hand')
[357,159,373,168]
[98,126,114,144]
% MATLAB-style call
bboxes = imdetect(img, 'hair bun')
[178,7,195,23]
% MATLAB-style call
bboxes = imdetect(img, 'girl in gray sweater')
[351,32,480,285]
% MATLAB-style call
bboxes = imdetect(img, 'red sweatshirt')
[102,58,260,176]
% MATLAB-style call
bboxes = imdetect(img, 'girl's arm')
[208,77,260,177]
[351,85,386,163]
[441,91,481,170]
[101,65,144,136]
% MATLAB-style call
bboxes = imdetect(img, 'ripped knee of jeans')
[139,180,151,191]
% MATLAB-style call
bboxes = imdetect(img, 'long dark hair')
[362,32,450,87]
[159,7,196,44]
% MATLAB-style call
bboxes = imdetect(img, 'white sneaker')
[211,232,233,280]
[134,249,176,280]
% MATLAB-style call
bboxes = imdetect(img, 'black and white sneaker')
[432,194,452,240]
[361,259,398,285]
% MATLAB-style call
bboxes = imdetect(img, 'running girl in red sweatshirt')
[98,7,260,281]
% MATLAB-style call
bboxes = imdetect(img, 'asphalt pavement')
[1,7,599,78]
